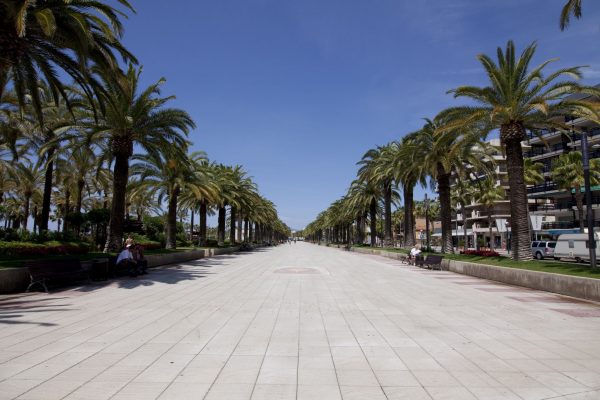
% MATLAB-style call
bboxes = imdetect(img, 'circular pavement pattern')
[273,266,321,274]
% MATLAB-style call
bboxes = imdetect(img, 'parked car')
[530,241,557,260]
[554,233,600,262]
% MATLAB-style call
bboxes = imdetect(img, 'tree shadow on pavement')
[0,296,71,326]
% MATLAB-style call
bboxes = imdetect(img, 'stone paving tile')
[1,243,600,399]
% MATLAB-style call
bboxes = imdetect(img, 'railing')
[525,143,566,158]
[527,182,558,194]
[542,220,600,230]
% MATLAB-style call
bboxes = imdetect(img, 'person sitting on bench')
[132,244,148,275]
[409,245,421,265]
[116,244,139,276]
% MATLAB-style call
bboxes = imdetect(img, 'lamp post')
[581,129,597,268]
[424,193,430,251]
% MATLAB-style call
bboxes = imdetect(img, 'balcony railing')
[527,182,558,194]
[525,143,565,158]
[542,220,600,230]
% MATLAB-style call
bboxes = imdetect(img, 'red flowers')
[460,250,500,257]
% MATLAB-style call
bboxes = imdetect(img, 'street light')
[424,193,430,251]
[581,128,597,268]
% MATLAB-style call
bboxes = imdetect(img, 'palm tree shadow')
[0,297,70,326]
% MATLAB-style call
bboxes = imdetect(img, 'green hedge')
[0,241,91,257]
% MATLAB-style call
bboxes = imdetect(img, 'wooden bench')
[25,259,90,293]
[424,255,444,270]
[414,254,425,268]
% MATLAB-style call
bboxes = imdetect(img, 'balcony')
[527,182,558,194]
[525,143,565,158]
[542,220,600,230]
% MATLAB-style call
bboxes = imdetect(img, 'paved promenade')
[1,243,599,400]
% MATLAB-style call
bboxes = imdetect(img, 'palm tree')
[560,0,583,30]
[357,144,399,246]
[410,114,492,253]
[81,65,195,252]
[552,151,600,232]
[524,159,545,186]
[395,137,428,248]
[445,40,599,260]
[131,149,207,249]
[347,180,382,246]
[9,160,43,229]
[226,166,256,245]
[0,0,136,122]
[474,178,506,251]
[182,153,219,247]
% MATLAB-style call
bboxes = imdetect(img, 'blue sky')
[118,0,600,229]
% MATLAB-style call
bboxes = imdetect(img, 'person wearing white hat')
[116,244,138,276]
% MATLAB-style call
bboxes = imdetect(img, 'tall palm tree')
[357,144,399,246]
[410,115,492,253]
[347,180,382,246]
[395,137,428,248]
[560,0,583,30]
[182,153,219,247]
[81,65,194,251]
[552,151,600,232]
[445,40,599,260]
[9,160,43,229]
[0,0,136,123]
[131,149,209,249]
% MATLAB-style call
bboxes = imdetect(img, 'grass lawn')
[354,246,600,279]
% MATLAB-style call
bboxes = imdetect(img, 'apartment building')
[452,139,511,250]
[526,113,600,236]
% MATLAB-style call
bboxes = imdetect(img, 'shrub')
[460,249,500,257]
[0,241,90,257]
[143,215,165,242]
[130,234,162,250]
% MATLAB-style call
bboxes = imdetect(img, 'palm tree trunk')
[63,189,70,234]
[229,206,236,244]
[75,179,85,235]
[249,221,254,242]
[384,182,393,246]
[488,210,494,251]
[165,187,180,249]
[244,218,249,241]
[370,197,377,247]
[199,200,207,246]
[503,134,532,260]
[237,215,243,242]
[403,184,416,247]
[23,195,30,230]
[190,209,194,240]
[575,190,585,232]
[32,206,38,234]
[437,167,454,253]
[217,206,226,246]
[355,215,363,244]
[39,146,55,232]
[105,153,129,252]
[462,202,468,251]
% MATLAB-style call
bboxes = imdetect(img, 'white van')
[554,233,600,262]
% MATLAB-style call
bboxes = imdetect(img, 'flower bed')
[460,249,500,257]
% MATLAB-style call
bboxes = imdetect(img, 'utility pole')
[425,193,430,251]
[581,128,597,268]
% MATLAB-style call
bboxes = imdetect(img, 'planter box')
[0,246,242,294]
[443,259,600,302]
